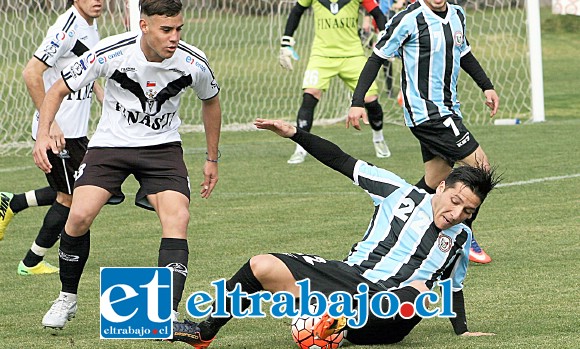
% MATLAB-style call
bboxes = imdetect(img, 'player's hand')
[32,133,55,174]
[254,118,297,138]
[346,106,369,130]
[460,331,496,337]
[49,121,66,152]
[279,36,299,71]
[484,89,499,117]
[200,161,218,199]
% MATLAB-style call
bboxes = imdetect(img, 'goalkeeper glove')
[279,36,299,71]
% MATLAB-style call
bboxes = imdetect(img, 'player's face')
[432,182,481,230]
[424,0,447,12]
[140,14,184,62]
[75,0,103,23]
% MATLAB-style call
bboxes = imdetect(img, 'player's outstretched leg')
[365,100,391,158]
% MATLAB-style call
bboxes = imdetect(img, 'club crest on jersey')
[437,234,452,252]
[145,88,158,114]
[330,2,339,14]
[454,31,464,46]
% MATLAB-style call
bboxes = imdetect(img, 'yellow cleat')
[0,192,15,240]
[18,261,59,276]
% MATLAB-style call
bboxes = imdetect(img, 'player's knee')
[249,254,278,282]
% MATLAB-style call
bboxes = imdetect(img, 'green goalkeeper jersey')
[298,0,365,58]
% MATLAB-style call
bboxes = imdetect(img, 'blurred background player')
[347,0,498,264]
[279,0,391,164]
[1,0,103,276]
[33,0,221,332]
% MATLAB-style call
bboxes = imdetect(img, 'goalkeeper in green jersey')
[279,0,391,164]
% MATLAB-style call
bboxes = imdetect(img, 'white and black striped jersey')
[344,160,471,291]
[32,6,99,139]
[373,0,471,126]
[60,31,219,148]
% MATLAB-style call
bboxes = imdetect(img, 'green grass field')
[0,8,579,349]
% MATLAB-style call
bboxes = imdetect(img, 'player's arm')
[279,3,307,70]
[32,78,73,173]
[254,119,357,179]
[362,0,387,31]
[200,95,222,199]
[93,81,104,105]
[460,51,499,117]
[347,53,385,130]
[22,57,48,110]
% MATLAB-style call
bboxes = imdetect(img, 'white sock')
[294,144,306,154]
[60,291,77,302]
[30,242,48,257]
[25,190,38,207]
[372,130,384,143]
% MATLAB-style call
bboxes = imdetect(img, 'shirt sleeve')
[188,52,220,101]
[33,27,76,67]
[61,48,104,92]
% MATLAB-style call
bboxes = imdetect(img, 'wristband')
[205,150,221,163]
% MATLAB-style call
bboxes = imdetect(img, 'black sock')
[158,238,189,312]
[415,176,436,194]
[199,261,263,339]
[22,202,69,267]
[365,100,384,131]
[10,187,57,213]
[296,93,319,132]
[59,230,90,294]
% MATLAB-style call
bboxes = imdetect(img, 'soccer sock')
[415,176,436,194]
[296,92,319,133]
[365,100,384,131]
[200,261,263,339]
[9,187,57,214]
[372,129,384,143]
[59,230,90,294]
[158,238,189,312]
[22,202,69,267]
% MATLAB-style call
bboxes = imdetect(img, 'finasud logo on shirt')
[100,267,173,339]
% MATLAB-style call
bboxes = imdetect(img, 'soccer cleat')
[18,260,59,276]
[373,140,391,158]
[170,319,214,348]
[312,312,347,340]
[0,192,15,240]
[287,150,307,164]
[469,236,492,264]
[42,293,78,329]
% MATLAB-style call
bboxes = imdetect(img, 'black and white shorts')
[45,137,88,195]
[73,142,190,210]
[410,115,480,165]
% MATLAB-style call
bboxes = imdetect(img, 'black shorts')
[45,137,88,195]
[273,253,422,344]
[73,142,190,211]
[410,116,480,166]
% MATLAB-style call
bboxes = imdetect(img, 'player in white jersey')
[0,0,103,278]
[168,118,499,348]
[32,0,222,336]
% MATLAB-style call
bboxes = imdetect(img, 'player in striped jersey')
[172,118,499,348]
[348,0,499,264]
[32,0,222,335]
[0,0,103,277]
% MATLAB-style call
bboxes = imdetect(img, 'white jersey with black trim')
[31,6,99,139]
[61,31,220,148]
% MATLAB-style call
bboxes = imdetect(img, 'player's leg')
[0,187,57,240]
[19,138,87,275]
[343,56,391,158]
[288,56,336,164]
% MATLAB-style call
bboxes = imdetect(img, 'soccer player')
[0,0,103,277]
[279,0,391,164]
[32,0,221,331]
[347,0,498,263]
[168,118,499,347]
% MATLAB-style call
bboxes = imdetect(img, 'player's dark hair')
[67,0,74,7]
[445,165,501,204]
[140,0,182,17]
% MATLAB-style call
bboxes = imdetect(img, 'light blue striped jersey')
[374,0,471,127]
[343,160,471,291]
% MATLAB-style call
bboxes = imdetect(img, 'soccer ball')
[290,305,344,349]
